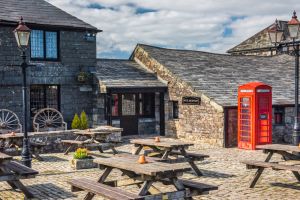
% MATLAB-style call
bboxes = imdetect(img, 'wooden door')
[120,94,138,136]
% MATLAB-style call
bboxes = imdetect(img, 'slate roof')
[0,0,99,31]
[95,59,167,90]
[137,44,296,107]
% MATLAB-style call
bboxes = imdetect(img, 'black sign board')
[182,96,201,105]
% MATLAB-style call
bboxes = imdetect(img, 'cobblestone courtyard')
[1,141,300,200]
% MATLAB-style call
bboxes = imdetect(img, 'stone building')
[130,44,298,147]
[227,20,299,56]
[93,59,167,136]
[1,0,299,148]
[0,0,99,129]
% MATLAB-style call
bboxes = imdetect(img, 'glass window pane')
[46,86,59,109]
[122,94,136,116]
[139,93,155,117]
[111,94,119,116]
[30,30,44,58]
[46,31,58,59]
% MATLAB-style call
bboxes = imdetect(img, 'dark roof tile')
[0,0,98,31]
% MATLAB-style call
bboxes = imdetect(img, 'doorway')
[120,94,138,136]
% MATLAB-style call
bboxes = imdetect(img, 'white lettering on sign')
[240,89,253,93]
[257,89,270,93]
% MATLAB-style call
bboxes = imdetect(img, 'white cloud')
[47,0,300,58]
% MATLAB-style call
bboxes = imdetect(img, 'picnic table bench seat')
[170,151,209,161]
[68,178,143,200]
[242,160,300,171]
[160,178,218,195]
[5,161,38,177]
[180,179,218,195]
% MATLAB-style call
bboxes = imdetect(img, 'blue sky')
[47,0,300,59]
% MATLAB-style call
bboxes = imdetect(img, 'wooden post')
[159,92,165,136]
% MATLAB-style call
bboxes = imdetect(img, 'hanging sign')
[182,96,201,105]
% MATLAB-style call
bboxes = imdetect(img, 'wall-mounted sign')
[257,89,270,93]
[240,89,253,93]
[182,96,201,105]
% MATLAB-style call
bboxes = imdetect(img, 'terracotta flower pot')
[155,137,160,142]
[138,155,147,164]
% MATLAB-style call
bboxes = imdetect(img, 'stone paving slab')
[1,142,300,199]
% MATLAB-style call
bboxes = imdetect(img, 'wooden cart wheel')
[33,108,66,132]
[0,109,22,134]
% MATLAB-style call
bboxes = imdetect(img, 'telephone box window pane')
[30,30,44,58]
[46,32,58,59]
[111,94,119,116]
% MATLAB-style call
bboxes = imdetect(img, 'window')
[30,85,60,117]
[139,93,155,117]
[172,101,179,119]
[30,30,58,60]
[274,107,285,125]
[111,94,119,117]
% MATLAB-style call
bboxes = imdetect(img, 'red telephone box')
[238,82,272,150]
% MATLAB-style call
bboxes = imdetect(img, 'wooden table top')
[256,144,300,153]
[130,138,194,148]
[94,154,191,176]
[0,152,12,161]
[93,126,123,132]
[74,130,112,136]
[0,133,24,139]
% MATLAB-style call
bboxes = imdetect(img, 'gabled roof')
[227,21,288,53]
[95,59,167,91]
[135,44,295,107]
[0,0,100,31]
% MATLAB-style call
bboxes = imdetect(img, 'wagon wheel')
[33,108,64,132]
[0,109,21,133]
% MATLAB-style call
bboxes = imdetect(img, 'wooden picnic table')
[68,153,217,199]
[0,152,38,198]
[131,138,207,176]
[62,128,121,155]
[242,144,300,188]
[0,133,45,160]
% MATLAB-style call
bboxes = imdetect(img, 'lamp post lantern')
[13,16,32,167]
[268,11,300,146]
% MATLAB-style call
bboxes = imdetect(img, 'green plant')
[80,111,89,130]
[73,148,91,159]
[71,113,81,129]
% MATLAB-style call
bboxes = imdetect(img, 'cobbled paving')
[1,141,300,200]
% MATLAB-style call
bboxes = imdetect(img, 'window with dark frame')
[111,94,119,117]
[109,93,155,118]
[274,107,285,125]
[139,93,155,117]
[30,30,59,60]
[173,101,179,119]
[30,85,60,117]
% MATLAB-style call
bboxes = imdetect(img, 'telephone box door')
[238,97,253,149]
[257,94,272,144]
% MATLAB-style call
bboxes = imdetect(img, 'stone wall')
[2,130,122,156]
[0,26,97,129]
[132,46,225,148]
[273,106,294,143]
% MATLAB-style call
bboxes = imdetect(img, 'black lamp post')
[268,11,300,146]
[13,17,32,167]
